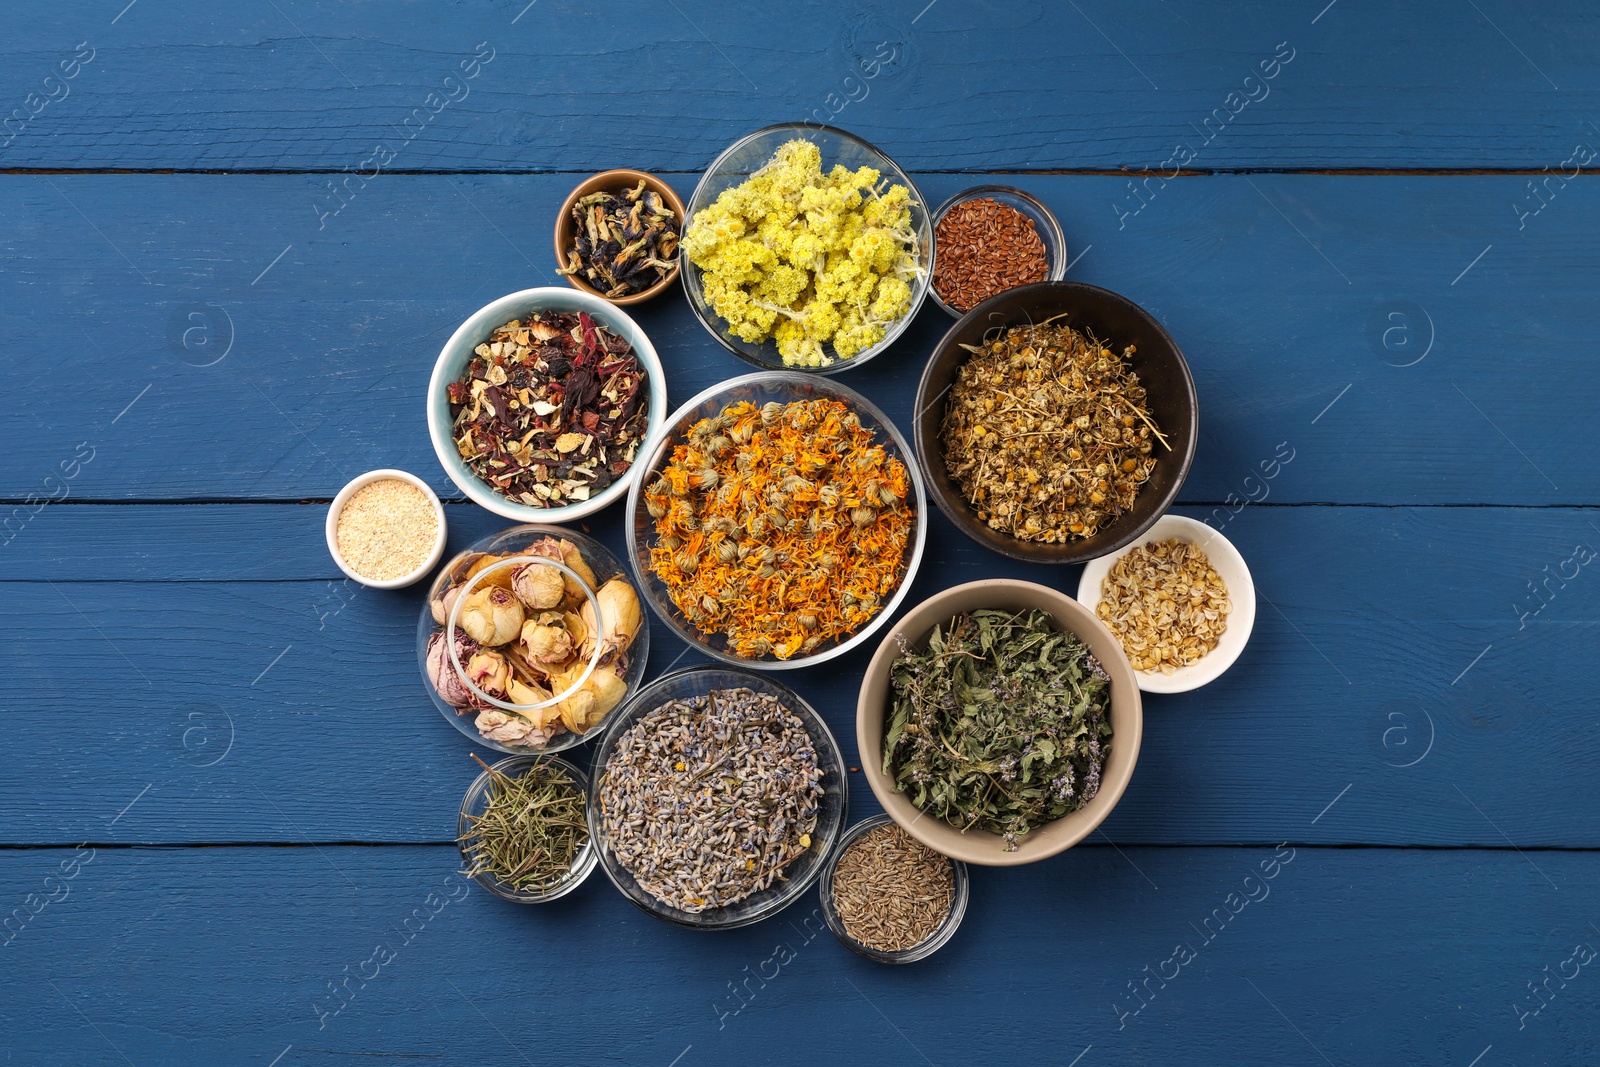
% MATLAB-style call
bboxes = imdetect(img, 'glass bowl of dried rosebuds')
[624,371,927,670]
[417,524,650,755]
[680,123,934,375]
[427,286,667,523]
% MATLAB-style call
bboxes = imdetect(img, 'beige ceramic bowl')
[856,579,1142,866]
[553,169,684,306]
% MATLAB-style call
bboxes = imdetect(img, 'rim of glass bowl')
[445,554,603,713]
[622,370,928,670]
[417,523,650,756]
[926,185,1068,318]
[585,666,849,929]
[679,122,935,376]
[457,754,598,903]
[817,813,971,964]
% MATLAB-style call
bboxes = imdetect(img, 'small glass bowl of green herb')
[818,814,969,965]
[457,754,597,903]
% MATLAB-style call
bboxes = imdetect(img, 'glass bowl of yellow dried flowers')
[624,371,927,670]
[680,123,934,375]
[417,524,650,754]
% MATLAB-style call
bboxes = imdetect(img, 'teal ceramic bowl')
[426,286,668,522]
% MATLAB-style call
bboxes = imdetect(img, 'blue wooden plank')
[1,504,1594,846]
[2,173,1595,504]
[1,1,1594,171]
[1,844,1593,1064]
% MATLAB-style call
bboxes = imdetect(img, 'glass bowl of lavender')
[586,666,848,929]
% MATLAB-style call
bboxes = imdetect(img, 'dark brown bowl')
[913,280,1198,564]
[553,169,684,306]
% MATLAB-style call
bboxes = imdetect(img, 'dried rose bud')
[525,538,597,599]
[511,560,566,610]
[459,587,524,646]
[521,621,574,664]
[425,631,476,708]
[505,677,553,707]
[580,577,643,660]
[474,709,552,747]
[429,583,462,626]
[465,649,511,702]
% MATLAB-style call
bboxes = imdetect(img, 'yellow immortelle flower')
[685,139,922,367]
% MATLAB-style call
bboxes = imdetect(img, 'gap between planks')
[5,166,1600,178]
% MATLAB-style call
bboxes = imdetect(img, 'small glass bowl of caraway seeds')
[457,753,598,902]
[587,665,848,929]
[819,814,969,964]
[325,469,447,589]
[554,170,685,306]
[928,186,1067,317]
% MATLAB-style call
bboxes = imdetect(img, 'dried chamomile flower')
[1096,538,1231,673]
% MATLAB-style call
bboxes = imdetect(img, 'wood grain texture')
[7,2,1599,1061]
[1,504,1593,847]
[0,1,1593,171]
[2,173,1594,504]
[1,844,1593,1064]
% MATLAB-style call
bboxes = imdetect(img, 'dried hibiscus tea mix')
[448,312,649,507]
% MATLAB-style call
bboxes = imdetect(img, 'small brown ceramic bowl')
[913,280,1198,564]
[857,579,1142,867]
[553,169,684,306]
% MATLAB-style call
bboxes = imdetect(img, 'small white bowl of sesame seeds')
[326,469,448,589]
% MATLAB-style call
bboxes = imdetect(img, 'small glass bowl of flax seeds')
[819,814,969,964]
[326,469,448,588]
[928,186,1067,317]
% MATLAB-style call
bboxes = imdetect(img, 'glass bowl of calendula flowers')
[624,371,927,670]
[680,123,934,374]
[586,666,848,929]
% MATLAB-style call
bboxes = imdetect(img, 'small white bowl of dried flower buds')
[1076,513,1255,694]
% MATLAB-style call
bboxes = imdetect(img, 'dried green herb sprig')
[881,609,1112,851]
[459,754,589,892]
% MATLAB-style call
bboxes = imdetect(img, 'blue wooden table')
[5,2,1598,1063]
